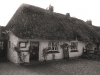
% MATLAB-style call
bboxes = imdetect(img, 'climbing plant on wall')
[42,47,49,62]
[14,46,22,62]
[14,46,29,64]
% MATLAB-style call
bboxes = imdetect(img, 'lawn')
[0,59,100,75]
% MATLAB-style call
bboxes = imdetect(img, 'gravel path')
[0,59,100,75]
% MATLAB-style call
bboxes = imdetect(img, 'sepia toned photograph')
[0,0,100,75]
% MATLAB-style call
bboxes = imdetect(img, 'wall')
[7,32,19,63]
[69,41,85,58]
[39,40,85,60]
[18,39,64,62]
[39,40,64,61]
[8,35,85,63]
[18,39,30,63]
[17,39,85,62]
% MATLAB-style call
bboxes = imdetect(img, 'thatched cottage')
[5,4,100,64]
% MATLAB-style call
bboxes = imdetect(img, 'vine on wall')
[42,47,49,62]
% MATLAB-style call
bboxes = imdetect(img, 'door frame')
[29,41,39,61]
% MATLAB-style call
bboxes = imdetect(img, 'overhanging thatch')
[6,4,100,42]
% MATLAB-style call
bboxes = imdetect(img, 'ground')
[0,59,100,75]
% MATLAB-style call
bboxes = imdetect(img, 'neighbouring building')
[0,26,9,59]
[5,4,100,64]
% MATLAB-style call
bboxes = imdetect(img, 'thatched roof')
[93,26,100,37]
[93,26,100,32]
[6,4,100,42]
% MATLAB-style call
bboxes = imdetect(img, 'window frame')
[70,41,78,52]
[48,41,59,51]
[19,41,28,48]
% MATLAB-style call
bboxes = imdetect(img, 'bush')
[81,50,100,60]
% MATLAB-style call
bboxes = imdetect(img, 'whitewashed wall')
[8,33,85,63]
[18,39,30,63]
[69,41,85,58]
[18,39,64,61]
[39,40,85,60]
[7,32,19,63]
[39,40,64,61]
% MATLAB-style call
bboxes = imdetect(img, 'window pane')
[52,47,54,50]
[71,42,78,50]
[48,47,51,50]
[48,42,51,46]
[48,41,58,51]
[54,42,57,46]
[55,47,57,50]
[71,42,74,46]
[52,42,54,46]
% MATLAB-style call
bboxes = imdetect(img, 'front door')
[0,40,7,59]
[63,47,69,59]
[29,41,39,61]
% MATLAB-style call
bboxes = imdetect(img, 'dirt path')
[0,59,100,75]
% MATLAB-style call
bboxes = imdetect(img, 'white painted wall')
[17,39,31,63]
[58,40,85,58]
[18,39,64,61]
[8,33,85,64]
[69,41,85,58]
[7,32,19,63]
[39,40,64,61]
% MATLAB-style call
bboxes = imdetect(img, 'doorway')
[0,40,8,59]
[61,43,69,59]
[29,41,39,61]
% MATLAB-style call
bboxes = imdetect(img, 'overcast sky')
[0,0,100,26]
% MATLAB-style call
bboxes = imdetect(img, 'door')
[29,41,39,61]
[63,47,69,59]
[0,40,7,59]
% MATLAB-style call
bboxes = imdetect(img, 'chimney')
[86,20,92,25]
[48,5,54,12]
[66,13,70,17]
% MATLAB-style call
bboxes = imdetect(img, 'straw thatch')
[93,26,100,38]
[6,4,100,42]
[93,26,100,33]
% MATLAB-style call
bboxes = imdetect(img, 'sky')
[0,0,100,26]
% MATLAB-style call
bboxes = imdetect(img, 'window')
[20,42,26,48]
[19,42,26,48]
[48,41,58,51]
[0,41,3,49]
[70,41,78,52]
